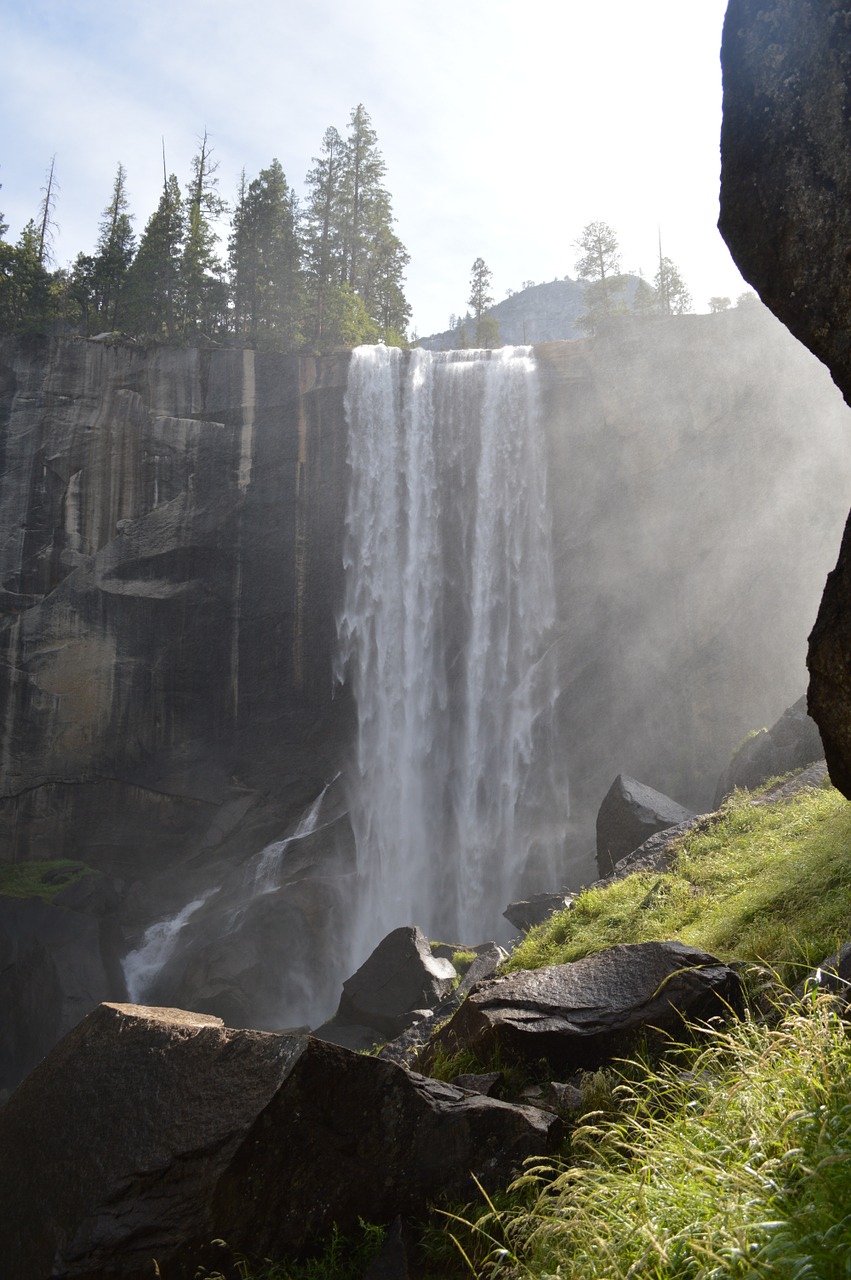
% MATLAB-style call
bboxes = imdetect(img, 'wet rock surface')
[423,941,742,1074]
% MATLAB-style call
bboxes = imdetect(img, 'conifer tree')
[123,173,184,338]
[36,156,59,267]
[88,164,136,331]
[181,131,227,337]
[228,159,301,349]
[303,106,409,347]
[574,220,626,333]
[303,126,346,343]
[1,220,52,333]
[654,254,692,315]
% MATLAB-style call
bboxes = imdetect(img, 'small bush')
[0,859,91,902]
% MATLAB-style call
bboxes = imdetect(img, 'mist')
[131,300,851,1033]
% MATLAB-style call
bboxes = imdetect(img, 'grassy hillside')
[204,774,851,1278]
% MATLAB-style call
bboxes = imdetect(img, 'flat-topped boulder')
[422,941,742,1074]
[0,1000,559,1277]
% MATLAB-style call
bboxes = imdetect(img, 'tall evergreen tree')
[0,220,52,333]
[181,131,227,337]
[89,164,136,331]
[468,257,498,347]
[343,106,409,340]
[36,156,59,267]
[228,159,301,349]
[123,173,184,338]
[303,126,346,343]
[654,254,692,315]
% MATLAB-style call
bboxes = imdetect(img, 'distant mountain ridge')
[418,275,643,349]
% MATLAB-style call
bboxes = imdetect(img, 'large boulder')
[719,2,851,798]
[0,1001,559,1278]
[504,892,574,933]
[211,1038,560,1261]
[596,775,695,876]
[320,925,457,1040]
[422,941,742,1074]
[0,1003,300,1279]
[714,695,823,805]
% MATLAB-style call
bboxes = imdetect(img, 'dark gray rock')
[211,1037,561,1262]
[362,1217,409,1280]
[372,945,508,1066]
[423,941,742,1074]
[504,893,574,933]
[0,895,126,1092]
[456,943,507,997]
[603,817,707,883]
[333,926,456,1037]
[796,941,851,1003]
[719,3,851,800]
[0,1003,304,1280]
[714,696,824,805]
[596,775,695,876]
[0,1002,560,1278]
[451,1071,504,1098]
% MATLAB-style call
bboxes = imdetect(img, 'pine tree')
[574,221,625,333]
[469,257,493,318]
[228,159,302,349]
[654,254,692,315]
[0,220,52,333]
[468,257,498,347]
[303,107,409,347]
[123,173,184,339]
[36,156,59,267]
[303,125,346,343]
[89,164,136,331]
[340,105,386,296]
[181,131,227,338]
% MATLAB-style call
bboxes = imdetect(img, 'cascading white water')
[121,888,219,1004]
[337,344,567,952]
[252,773,341,894]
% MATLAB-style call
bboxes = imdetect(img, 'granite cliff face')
[0,338,350,872]
[1,313,849,1089]
[719,0,851,797]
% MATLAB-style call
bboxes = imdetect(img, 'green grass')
[456,996,851,1278]
[200,777,851,1278]
[506,782,851,986]
[0,859,91,902]
[182,1223,386,1280]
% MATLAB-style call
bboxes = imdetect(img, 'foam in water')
[337,344,567,953]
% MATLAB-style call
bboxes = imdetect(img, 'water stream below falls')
[337,344,568,953]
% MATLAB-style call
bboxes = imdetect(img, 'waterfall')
[251,774,341,895]
[337,345,567,952]
[122,888,219,1004]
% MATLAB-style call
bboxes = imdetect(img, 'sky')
[0,0,745,338]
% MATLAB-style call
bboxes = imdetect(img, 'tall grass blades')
[476,999,851,1278]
